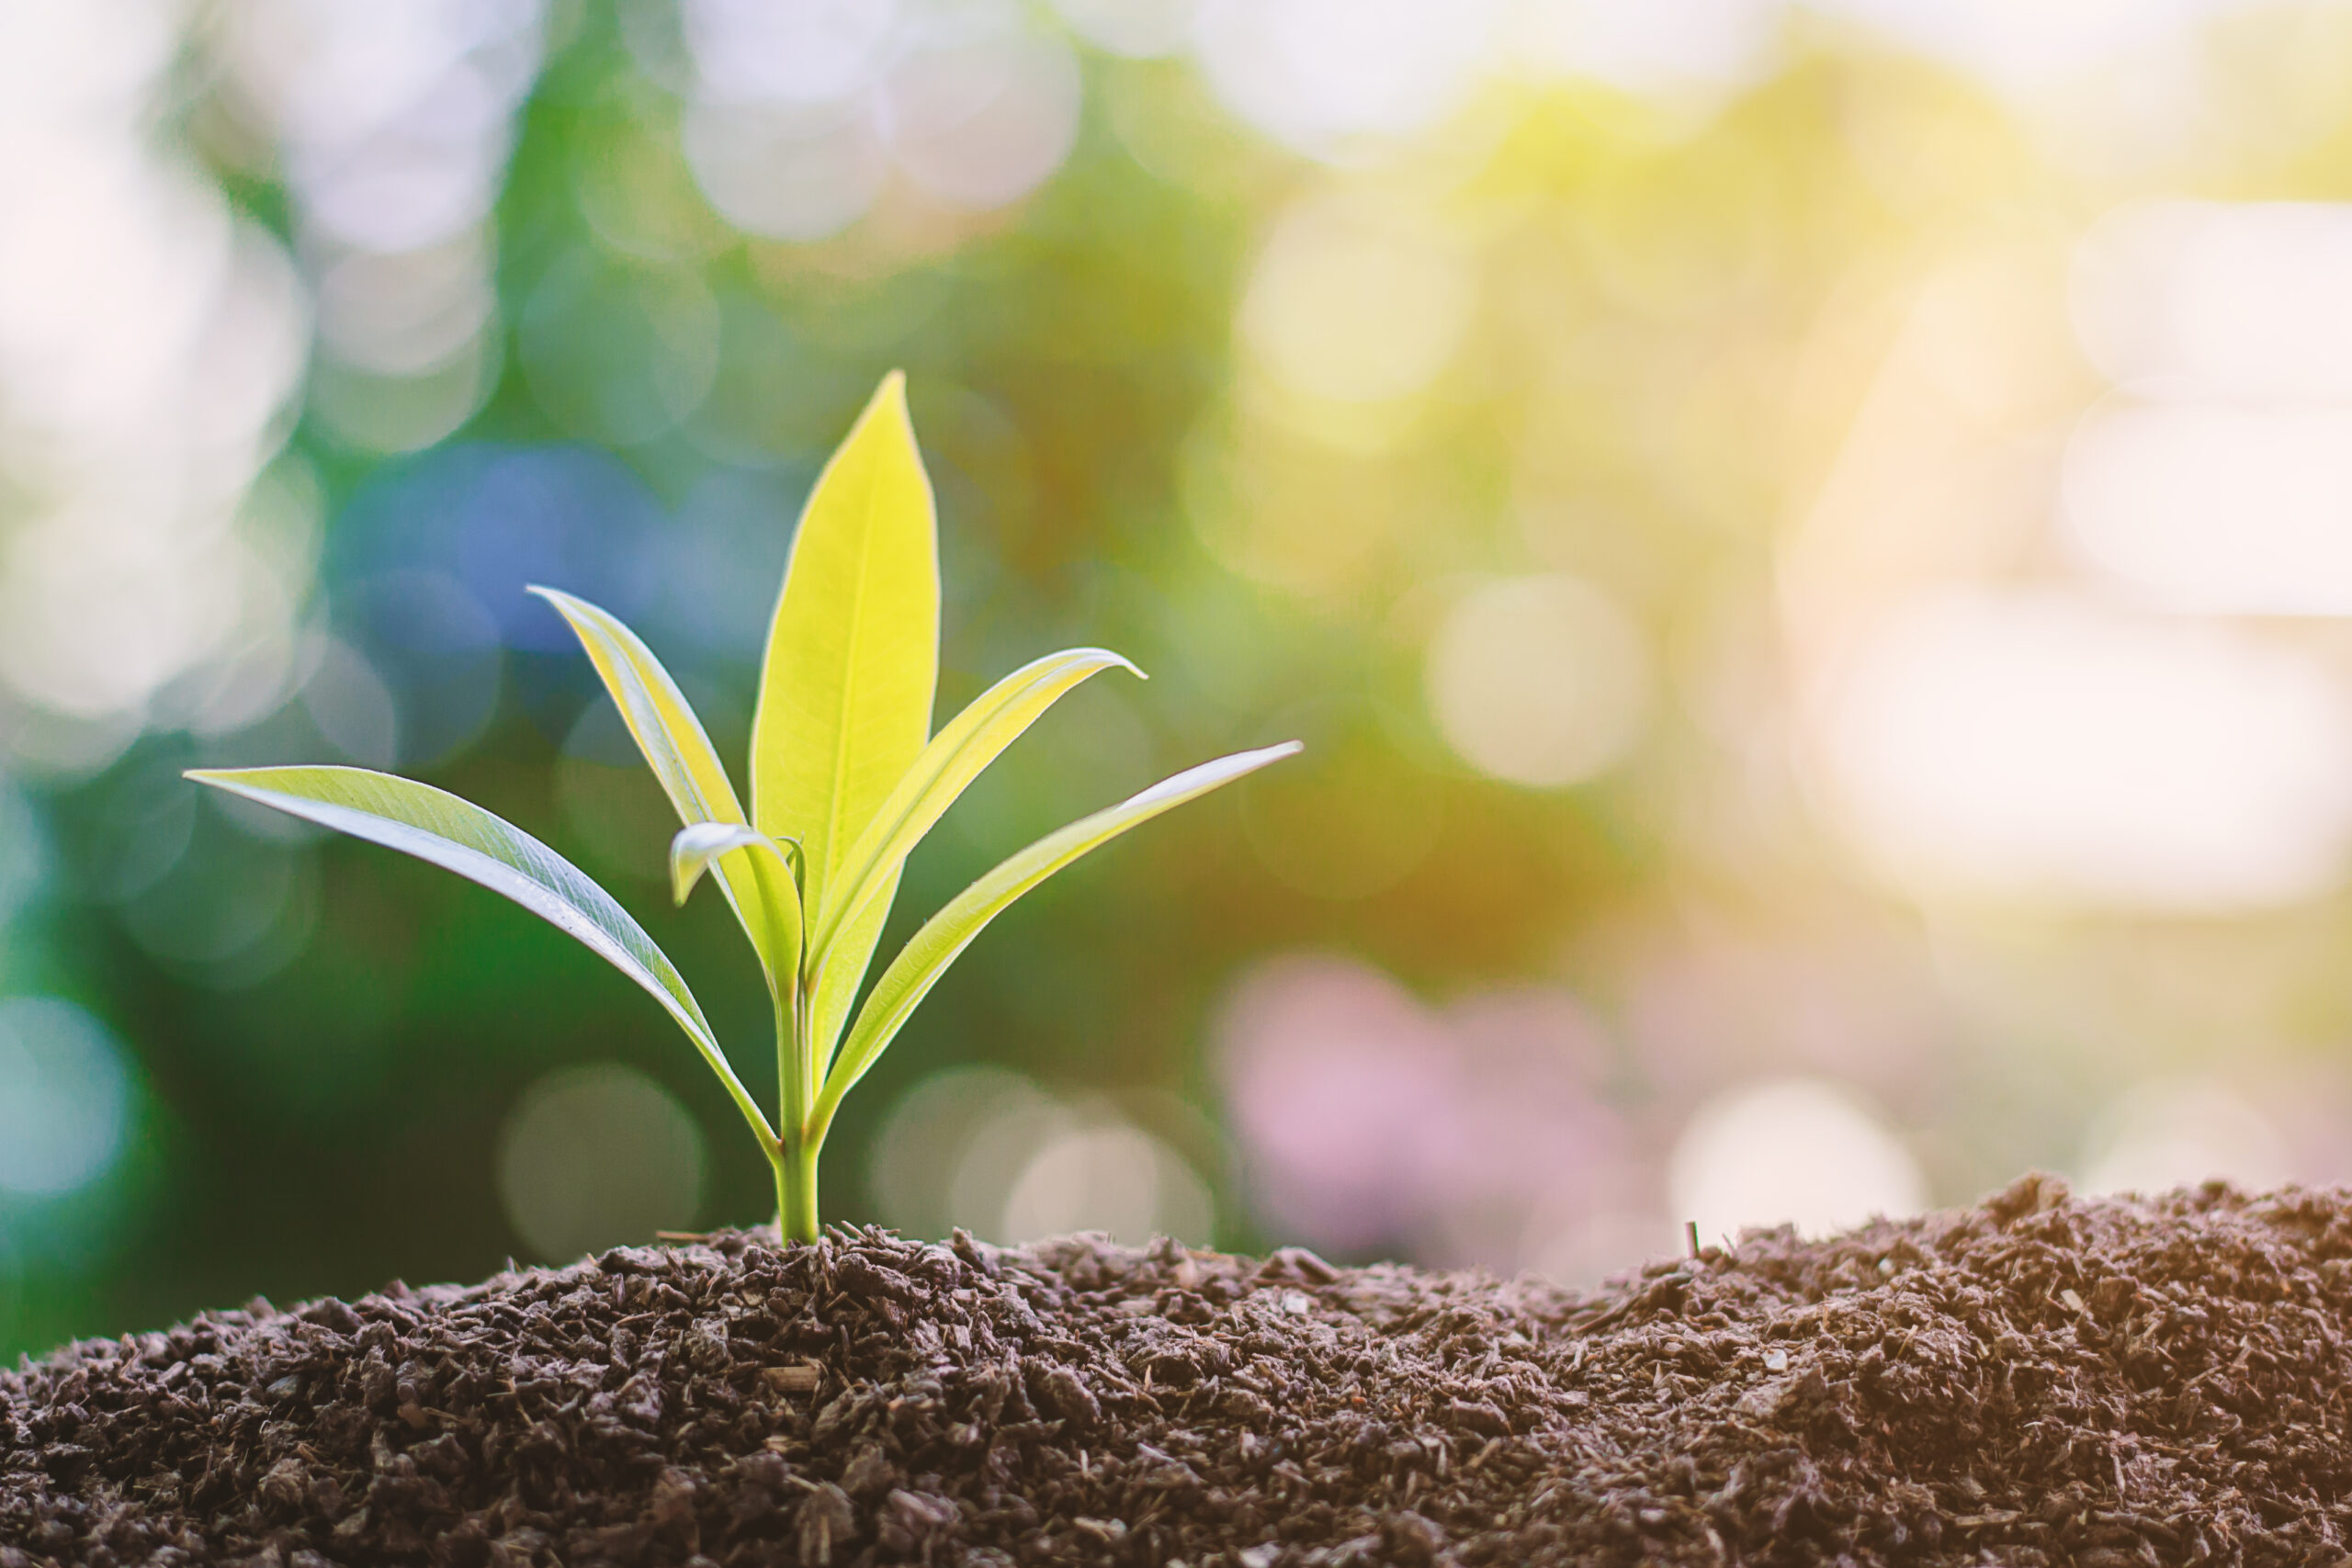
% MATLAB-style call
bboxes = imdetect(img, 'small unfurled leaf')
[810,646,1139,966]
[670,821,804,995]
[528,587,770,949]
[814,741,1301,1123]
[186,764,777,1150]
[750,370,939,937]
[672,821,767,904]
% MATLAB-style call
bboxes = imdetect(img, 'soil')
[6,1174,2352,1567]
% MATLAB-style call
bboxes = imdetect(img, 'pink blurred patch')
[1216,953,1637,1268]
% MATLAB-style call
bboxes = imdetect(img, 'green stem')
[776,1136,820,1244]
[774,955,822,1243]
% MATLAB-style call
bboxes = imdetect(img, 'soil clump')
[6,1174,2352,1565]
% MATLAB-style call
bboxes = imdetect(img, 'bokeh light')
[999,1122,1213,1246]
[0,998,136,1200]
[218,0,541,455]
[496,1064,707,1262]
[1503,0,1780,94]
[1191,0,1500,157]
[869,1066,1214,1246]
[867,1066,1044,1238]
[1048,0,1196,60]
[1816,591,2352,909]
[1216,955,1637,1270]
[679,0,1080,242]
[2075,1077,2289,1198]
[1668,1078,1927,1244]
[2062,405,2352,616]
[1425,576,1651,790]
[0,775,50,930]
[1241,193,1475,411]
[2071,200,2352,403]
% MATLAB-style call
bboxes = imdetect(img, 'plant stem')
[775,946,820,1244]
[766,931,823,1250]
[776,1136,820,1244]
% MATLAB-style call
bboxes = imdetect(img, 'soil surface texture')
[8,1174,2352,1566]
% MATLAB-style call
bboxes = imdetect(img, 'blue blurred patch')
[329,445,681,761]
[330,444,668,651]
[642,465,810,661]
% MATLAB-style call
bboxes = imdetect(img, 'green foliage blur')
[15,0,2352,1359]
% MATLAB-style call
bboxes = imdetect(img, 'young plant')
[188,374,1296,1243]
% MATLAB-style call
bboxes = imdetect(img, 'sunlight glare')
[1818,591,2352,909]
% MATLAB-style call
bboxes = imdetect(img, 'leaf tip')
[851,367,911,431]
[524,583,582,619]
[183,767,257,789]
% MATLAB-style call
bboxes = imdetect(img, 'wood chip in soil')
[7,1173,2352,1566]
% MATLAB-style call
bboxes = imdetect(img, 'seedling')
[189,374,1296,1242]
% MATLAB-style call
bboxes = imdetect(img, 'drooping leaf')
[186,765,777,1151]
[672,821,770,904]
[750,370,939,946]
[528,586,774,965]
[809,647,1141,968]
[812,741,1302,1126]
[670,821,804,1000]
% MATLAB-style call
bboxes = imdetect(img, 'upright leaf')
[750,370,940,938]
[809,647,1140,966]
[529,587,774,968]
[813,741,1301,1125]
[805,896,891,1085]
[186,765,777,1152]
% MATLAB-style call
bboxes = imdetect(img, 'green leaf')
[186,764,777,1152]
[809,646,1141,972]
[750,369,939,942]
[805,895,891,1085]
[528,586,773,964]
[669,821,804,1001]
[812,741,1301,1128]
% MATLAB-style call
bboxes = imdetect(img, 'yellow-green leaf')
[750,370,939,937]
[812,741,1301,1127]
[187,765,777,1152]
[805,889,890,1083]
[529,586,774,967]
[809,647,1141,967]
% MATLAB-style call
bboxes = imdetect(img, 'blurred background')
[11,0,2352,1357]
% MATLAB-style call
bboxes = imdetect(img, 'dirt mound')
[6,1174,2352,1566]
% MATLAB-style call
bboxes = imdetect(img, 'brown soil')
[6,1174,2352,1566]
